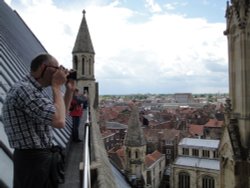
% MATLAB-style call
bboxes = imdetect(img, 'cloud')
[4,0,12,5]
[8,0,228,94]
[163,3,176,10]
[144,0,162,13]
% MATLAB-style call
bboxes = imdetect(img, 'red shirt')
[69,98,83,117]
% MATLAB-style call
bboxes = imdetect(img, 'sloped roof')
[106,122,128,129]
[145,150,164,168]
[179,138,219,149]
[174,156,220,170]
[188,124,204,137]
[0,1,47,65]
[72,10,95,54]
[204,119,223,128]
[124,105,146,147]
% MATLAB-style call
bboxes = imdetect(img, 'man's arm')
[51,68,70,129]
[52,86,66,128]
[64,79,76,112]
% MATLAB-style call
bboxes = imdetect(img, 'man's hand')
[51,66,68,88]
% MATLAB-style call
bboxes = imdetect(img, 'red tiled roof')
[151,150,162,159]
[116,147,125,158]
[204,119,224,128]
[145,156,155,167]
[188,124,204,136]
[145,150,163,167]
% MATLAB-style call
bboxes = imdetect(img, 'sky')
[5,0,229,95]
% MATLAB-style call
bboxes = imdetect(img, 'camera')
[67,70,77,80]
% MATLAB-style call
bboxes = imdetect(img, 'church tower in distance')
[219,1,250,188]
[124,104,147,187]
[72,10,98,108]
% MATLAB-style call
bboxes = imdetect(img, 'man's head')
[30,53,60,87]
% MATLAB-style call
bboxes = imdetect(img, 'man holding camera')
[2,53,76,188]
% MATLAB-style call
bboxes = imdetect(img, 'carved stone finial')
[231,0,249,29]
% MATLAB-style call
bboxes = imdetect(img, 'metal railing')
[83,107,91,188]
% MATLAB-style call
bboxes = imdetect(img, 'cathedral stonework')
[219,1,250,187]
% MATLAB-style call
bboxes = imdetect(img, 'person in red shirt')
[69,89,83,142]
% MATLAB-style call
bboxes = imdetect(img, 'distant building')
[174,93,194,103]
[145,151,165,188]
[124,105,147,187]
[188,124,204,138]
[204,119,223,139]
[124,105,166,188]
[102,131,116,150]
[171,138,220,188]
[105,121,128,146]
[157,129,181,165]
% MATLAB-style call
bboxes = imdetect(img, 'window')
[202,150,210,158]
[73,55,78,70]
[182,148,189,155]
[135,151,139,158]
[202,176,215,188]
[165,140,173,145]
[89,58,92,75]
[166,149,171,154]
[81,57,85,75]
[128,150,131,158]
[192,149,199,156]
[178,172,190,188]
[213,151,218,158]
[147,171,151,184]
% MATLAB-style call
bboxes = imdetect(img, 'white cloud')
[4,0,12,5]
[163,3,175,10]
[9,0,228,94]
[144,0,162,13]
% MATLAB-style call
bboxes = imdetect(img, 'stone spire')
[124,105,146,147]
[72,10,95,54]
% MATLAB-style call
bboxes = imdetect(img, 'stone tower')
[124,104,147,187]
[72,10,98,108]
[219,1,250,188]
